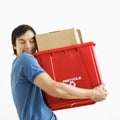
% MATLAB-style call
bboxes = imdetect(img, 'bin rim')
[33,41,96,56]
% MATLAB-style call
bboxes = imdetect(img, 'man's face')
[13,30,36,56]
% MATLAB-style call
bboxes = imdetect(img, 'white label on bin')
[63,76,82,87]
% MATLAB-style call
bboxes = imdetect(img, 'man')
[11,24,108,120]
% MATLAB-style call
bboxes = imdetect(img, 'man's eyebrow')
[30,36,36,41]
[31,36,35,39]
[18,36,35,41]
[18,38,24,41]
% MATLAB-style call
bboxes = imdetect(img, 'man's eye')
[30,38,35,43]
[20,41,25,44]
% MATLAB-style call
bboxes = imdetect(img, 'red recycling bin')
[33,41,103,111]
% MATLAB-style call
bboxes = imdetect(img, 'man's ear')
[13,45,16,50]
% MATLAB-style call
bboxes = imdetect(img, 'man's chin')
[24,51,33,54]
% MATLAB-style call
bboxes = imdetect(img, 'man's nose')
[26,41,31,48]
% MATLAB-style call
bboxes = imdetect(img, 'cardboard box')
[35,28,83,51]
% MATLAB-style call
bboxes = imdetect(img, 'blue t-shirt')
[11,53,57,120]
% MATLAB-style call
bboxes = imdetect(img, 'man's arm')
[34,72,108,102]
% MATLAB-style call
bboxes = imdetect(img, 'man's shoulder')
[19,53,33,59]
[16,53,34,63]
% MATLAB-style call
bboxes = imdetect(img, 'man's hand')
[91,84,108,102]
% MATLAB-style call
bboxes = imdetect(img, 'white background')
[0,0,119,119]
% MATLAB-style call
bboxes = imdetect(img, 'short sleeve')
[21,53,45,83]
